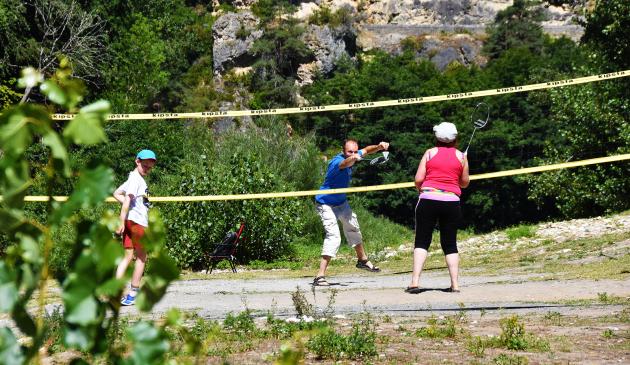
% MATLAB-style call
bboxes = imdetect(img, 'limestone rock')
[212,0,257,10]
[212,11,263,73]
[416,34,486,70]
[298,24,353,85]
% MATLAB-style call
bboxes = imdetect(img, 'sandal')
[405,286,422,294]
[356,259,380,272]
[313,276,330,286]
[444,287,460,293]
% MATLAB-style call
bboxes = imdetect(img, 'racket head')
[471,102,490,129]
[370,156,386,165]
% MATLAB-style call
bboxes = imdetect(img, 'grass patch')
[414,314,465,339]
[463,231,630,279]
[505,225,537,240]
[467,315,549,356]
[492,353,529,365]
[306,313,378,361]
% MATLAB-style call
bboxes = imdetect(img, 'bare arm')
[113,188,126,203]
[115,194,132,235]
[415,150,429,192]
[339,154,362,169]
[339,141,390,169]
[459,155,470,188]
[359,141,390,156]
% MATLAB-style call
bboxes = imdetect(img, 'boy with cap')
[114,149,156,306]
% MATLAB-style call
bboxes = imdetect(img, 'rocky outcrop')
[212,11,263,74]
[298,24,354,85]
[212,0,257,10]
[310,0,584,53]
[419,34,486,70]
[212,1,584,77]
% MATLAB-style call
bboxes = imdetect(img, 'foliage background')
[1,0,628,269]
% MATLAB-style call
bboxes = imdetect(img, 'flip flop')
[405,286,422,294]
[444,287,460,293]
[313,276,330,286]
[356,260,380,272]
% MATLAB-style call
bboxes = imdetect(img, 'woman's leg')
[410,248,428,287]
[410,199,436,288]
[439,201,462,291]
[445,253,459,291]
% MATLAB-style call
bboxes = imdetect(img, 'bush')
[160,121,321,269]
[161,154,305,268]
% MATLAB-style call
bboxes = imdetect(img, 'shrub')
[415,315,460,339]
[307,314,378,360]
[161,153,305,268]
[160,121,321,269]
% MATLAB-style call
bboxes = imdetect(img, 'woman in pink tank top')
[406,122,470,294]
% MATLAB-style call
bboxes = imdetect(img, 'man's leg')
[316,255,331,278]
[315,204,341,283]
[338,203,378,271]
[353,244,368,262]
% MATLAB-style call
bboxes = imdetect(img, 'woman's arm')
[459,155,470,188]
[414,150,429,192]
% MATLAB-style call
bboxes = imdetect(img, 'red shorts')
[122,220,145,250]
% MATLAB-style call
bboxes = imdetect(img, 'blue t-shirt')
[315,151,362,206]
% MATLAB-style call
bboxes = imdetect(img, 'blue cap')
[136,149,156,160]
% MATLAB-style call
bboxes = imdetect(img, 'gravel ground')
[121,270,630,320]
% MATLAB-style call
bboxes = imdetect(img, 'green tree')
[527,0,630,217]
[249,17,313,109]
[483,0,546,60]
[102,15,168,112]
[581,0,630,70]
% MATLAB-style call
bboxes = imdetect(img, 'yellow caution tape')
[51,70,629,121]
[16,153,630,202]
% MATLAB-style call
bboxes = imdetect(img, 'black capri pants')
[414,198,462,255]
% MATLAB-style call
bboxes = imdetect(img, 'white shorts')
[316,201,363,257]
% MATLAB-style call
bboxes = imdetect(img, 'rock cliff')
[212,0,585,82]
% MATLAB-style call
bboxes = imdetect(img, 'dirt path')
[125,271,630,319]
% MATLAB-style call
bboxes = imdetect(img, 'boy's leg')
[116,221,136,280]
[116,249,135,279]
[122,222,146,305]
[131,248,147,288]
[353,244,368,262]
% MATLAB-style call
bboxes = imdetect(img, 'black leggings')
[414,198,461,255]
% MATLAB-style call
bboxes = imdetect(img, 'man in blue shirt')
[313,139,390,286]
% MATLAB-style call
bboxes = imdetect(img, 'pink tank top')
[421,147,463,196]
